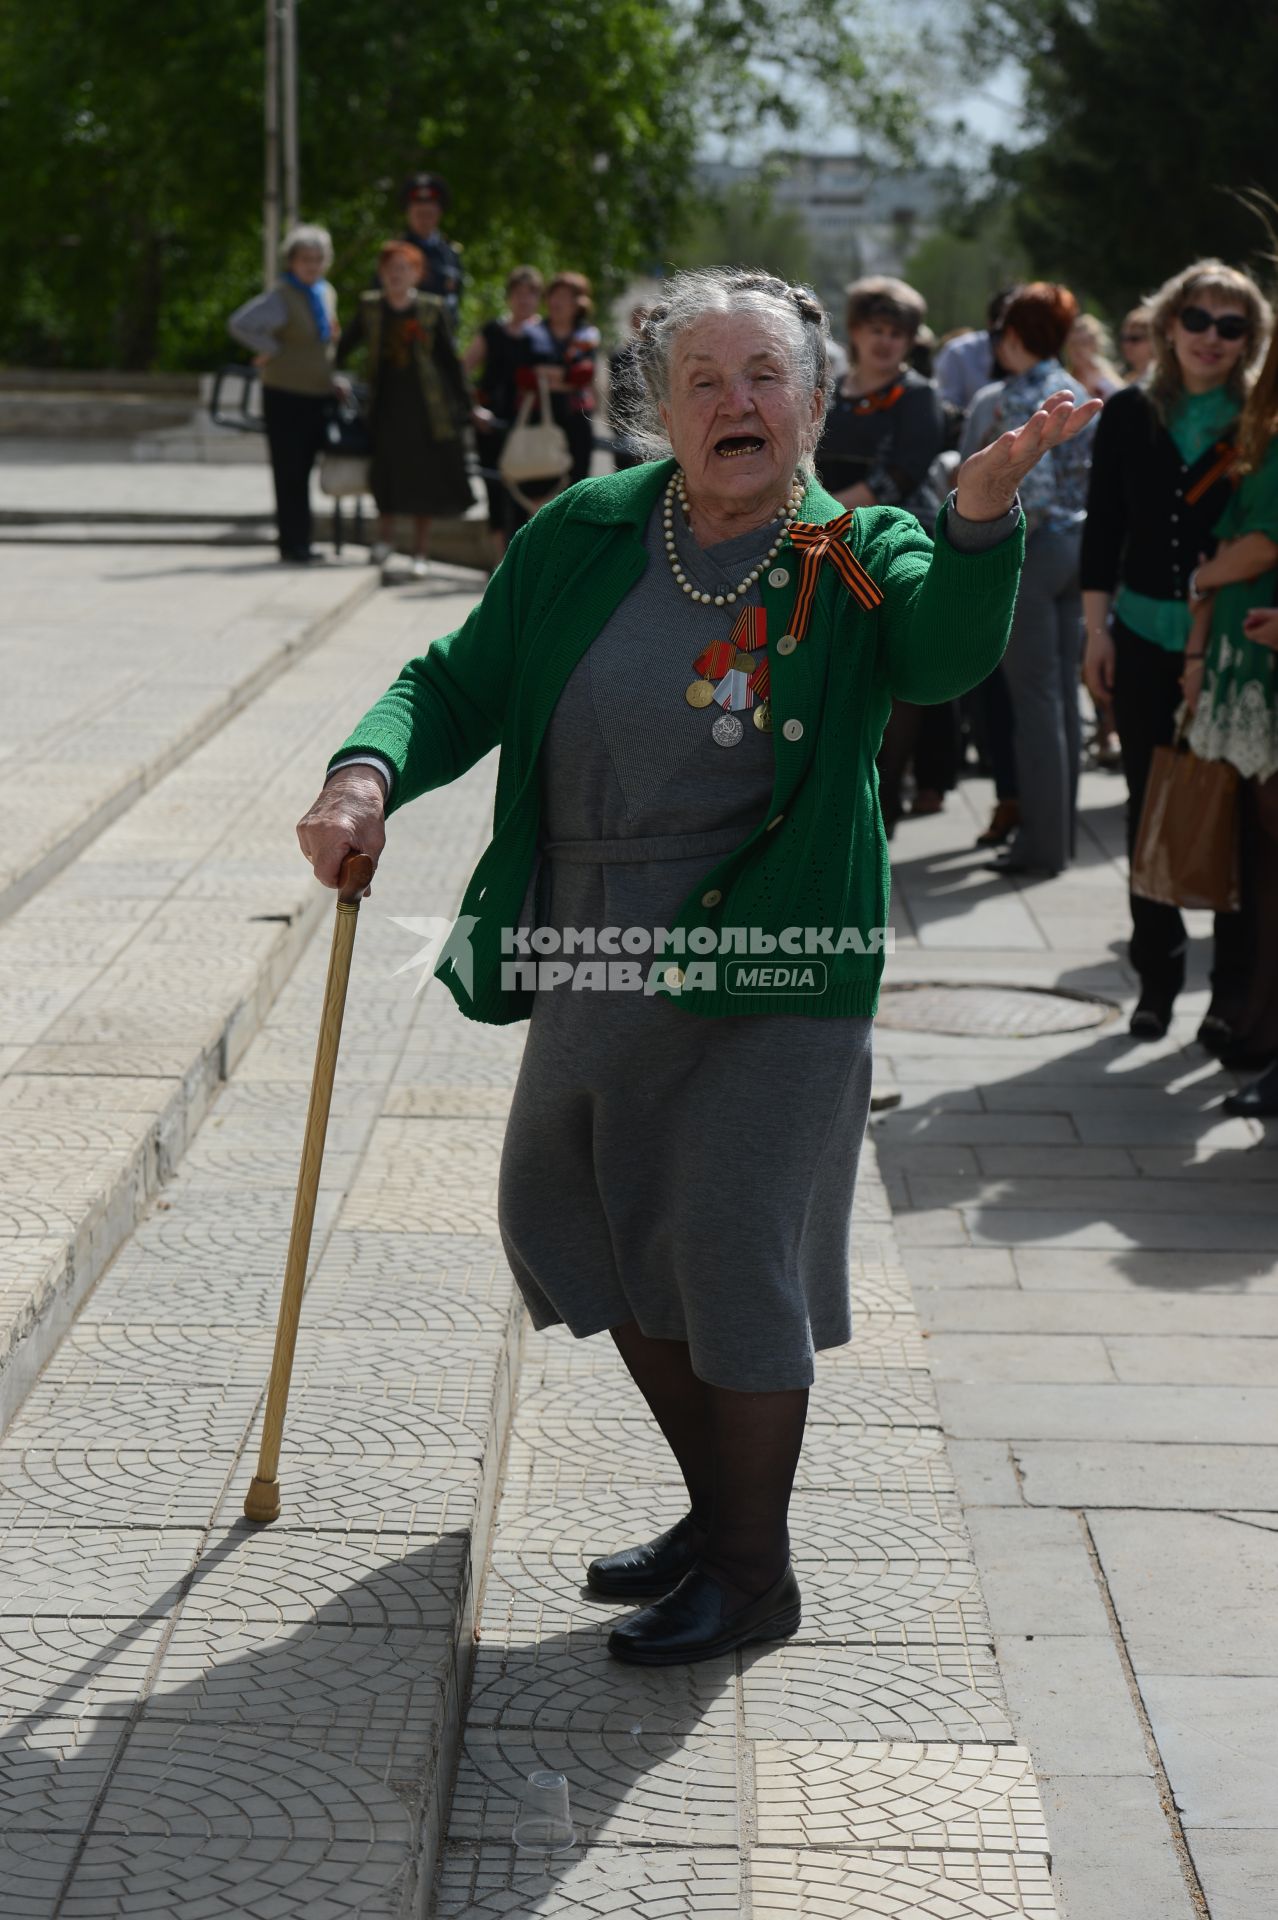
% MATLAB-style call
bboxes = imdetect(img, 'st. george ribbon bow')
[786,512,884,644]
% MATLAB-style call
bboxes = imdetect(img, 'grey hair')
[621,267,831,470]
[282,223,334,270]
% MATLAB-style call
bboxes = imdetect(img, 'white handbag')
[318,452,371,499]
[499,366,573,513]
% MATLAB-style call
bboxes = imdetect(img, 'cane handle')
[338,851,376,904]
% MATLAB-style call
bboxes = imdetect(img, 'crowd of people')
[828,258,1277,1117]
[230,196,1278,1116]
[228,173,602,579]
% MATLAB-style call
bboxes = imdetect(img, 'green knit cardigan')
[329,459,1024,1022]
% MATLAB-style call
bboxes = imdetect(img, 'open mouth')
[714,435,765,458]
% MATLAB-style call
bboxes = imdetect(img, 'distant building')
[698,152,960,317]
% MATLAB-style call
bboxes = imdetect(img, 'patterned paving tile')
[0,1448,231,1528]
[337,1118,505,1234]
[216,1456,483,1538]
[177,1528,466,1632]
[0,1713,127,1831]
[511,1375,938,1474]
[500,1437,959,1509]
[0,1620,164,1725]
[0,1832,80,1919]
[38,1326,276,1388]
[279,1336,509,1407]
[147,1621,449,1742]
[3,1381,257,1452]
[481,1491,984,1646]
[466,1634,735,1734]
[754,1744,1047,1853]
[93,1720,416,1840]
[238,1374,502,1443]
[0,1526,201,1617]
[748,1848,1057,1917]
[61,1833,409,1918]
[433,1847,742,1916]
[449,1729,737,1846]
[742,1646,1008,1740]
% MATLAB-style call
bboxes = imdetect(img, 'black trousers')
[1111,617,1248,1001]
[262,387,328,556]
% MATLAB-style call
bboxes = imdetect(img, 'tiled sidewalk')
[433,1155,1055,1916]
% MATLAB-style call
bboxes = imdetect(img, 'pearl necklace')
[663,470,805,607]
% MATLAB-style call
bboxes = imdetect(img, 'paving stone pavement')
[0,543,1074,1915]
[0,541,376,919]
[0,559,488,1432]
[875,767,1278,1920]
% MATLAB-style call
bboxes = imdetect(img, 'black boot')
[1129,987,1174,1039]
[608,1561,802,1666]
[586,1513,702,1599]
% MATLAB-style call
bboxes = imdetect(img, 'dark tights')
[609,1320,808,1611]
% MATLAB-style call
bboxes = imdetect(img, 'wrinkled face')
[509,279,541,323]
[1169,288,1251,391]
[849,315,911,381]
[288,245,326,286]
[660,311,820,515]
[379,255,419,302]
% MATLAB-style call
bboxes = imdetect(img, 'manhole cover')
[877,983,1117,1037]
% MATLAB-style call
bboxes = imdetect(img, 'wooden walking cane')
[244,849,377,1524]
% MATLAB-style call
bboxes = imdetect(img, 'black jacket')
[1081,383,1238,599]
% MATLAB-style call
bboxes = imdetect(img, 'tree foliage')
[0,0,923,370]
[963,0,1278,314]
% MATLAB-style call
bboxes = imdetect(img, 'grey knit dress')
[496,496,874,1392]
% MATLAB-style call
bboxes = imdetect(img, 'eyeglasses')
[1178,306,1249,341]
[1120,330,1149,343]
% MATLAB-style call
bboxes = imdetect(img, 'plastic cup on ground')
[512,1769,577,1852]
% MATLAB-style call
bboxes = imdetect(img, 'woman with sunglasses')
[1119,307,1155,382]
[1083,259,1270,1041]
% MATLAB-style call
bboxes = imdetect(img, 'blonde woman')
[1082,259,1271,1040]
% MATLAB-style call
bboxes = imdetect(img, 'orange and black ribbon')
[786,512,884,644]
[1184,440,1239,507]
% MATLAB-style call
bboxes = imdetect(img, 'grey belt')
[541,824,749,865]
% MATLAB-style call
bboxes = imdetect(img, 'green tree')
[963,0,1278,313]
[667,178,814,287]
[0,0,927,371]
[905,199,1030,336]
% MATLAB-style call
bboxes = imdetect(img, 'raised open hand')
[956,389,1103,522]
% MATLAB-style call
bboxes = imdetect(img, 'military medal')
[753,701,773,733]
[689,606,768,746]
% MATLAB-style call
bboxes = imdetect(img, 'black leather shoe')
[1222,1063,1278,1117]
[586,1514,702,1599]
[607,1561,801,1666]
[1197,1011,1235,1056]
[1129,991,1174,1040]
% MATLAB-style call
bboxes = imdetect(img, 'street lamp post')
[281,0,299,233]
[263,0,299,290]
[263,0,280,287]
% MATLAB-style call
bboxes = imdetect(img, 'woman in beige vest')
[229,224,340,564]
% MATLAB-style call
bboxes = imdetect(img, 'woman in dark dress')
[464,265,543,561]
[816,275,950,829]
[338,240,474,579]
[504,271,600,537]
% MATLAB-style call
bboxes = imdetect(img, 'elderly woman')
[298,268,1096,1666]
[229,224,340,565]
